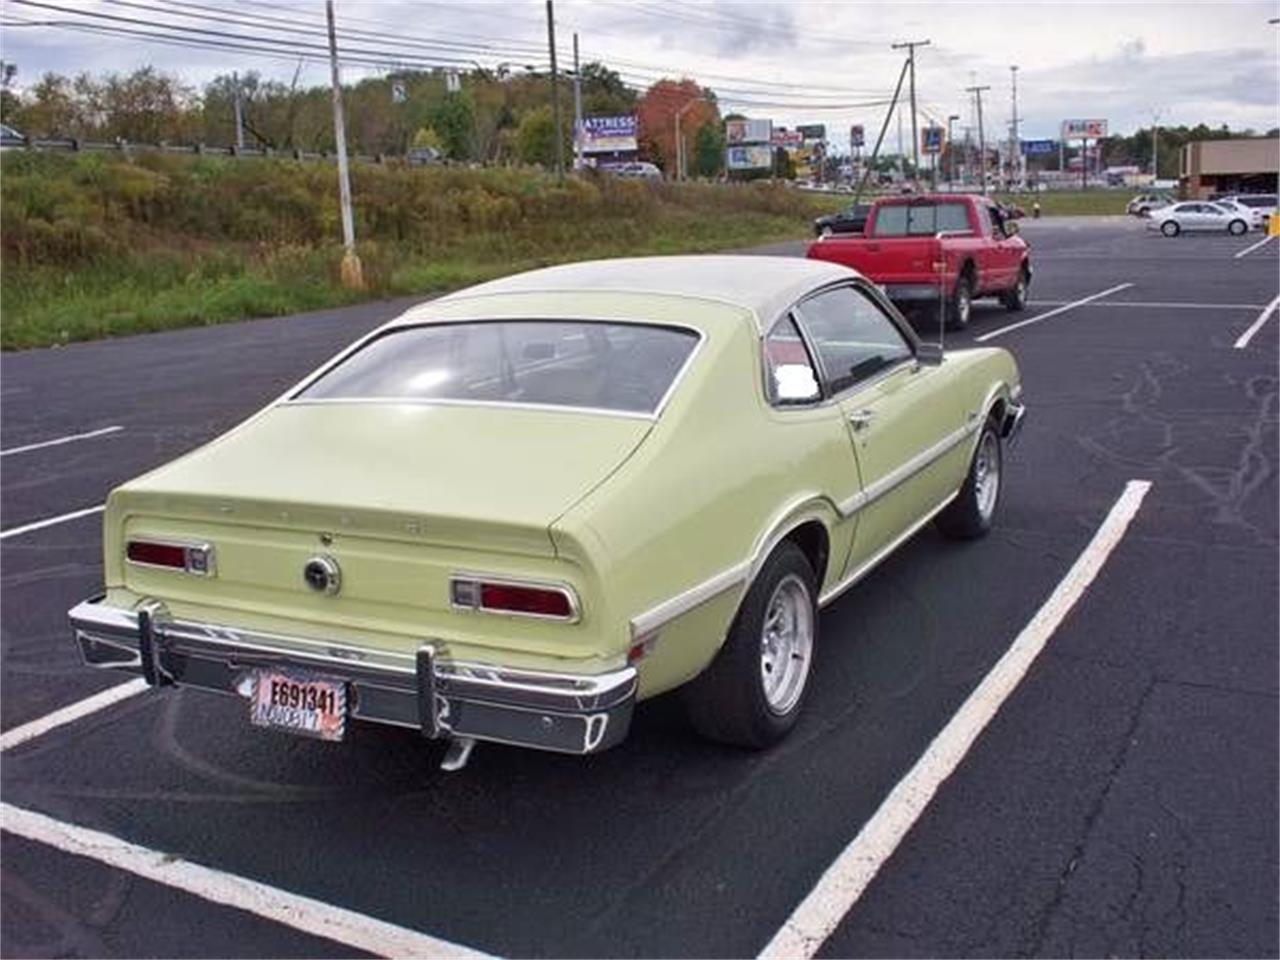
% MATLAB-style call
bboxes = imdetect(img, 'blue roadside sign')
[1021,139,1056,156]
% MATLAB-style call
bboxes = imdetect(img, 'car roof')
[425,255,862,327]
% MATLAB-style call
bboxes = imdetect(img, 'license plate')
[247,669,346,741]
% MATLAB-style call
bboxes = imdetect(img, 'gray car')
[1146,201,1250,237]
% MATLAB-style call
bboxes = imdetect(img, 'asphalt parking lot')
[2,217,1276,958]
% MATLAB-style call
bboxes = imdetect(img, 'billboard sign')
[1021,138,1056,156]
[849,124,865,148]
[726,118,772,144]
[921,126,944,154]
[797,124,827,141]
[581,115,638,154]
[726,144,774,170]
[1061,119,1107,139]
[771,128,804,147]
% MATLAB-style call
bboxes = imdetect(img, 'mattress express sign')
[581,116,638,153]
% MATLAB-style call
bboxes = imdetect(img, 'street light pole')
[946,114,959,188]
[325,0,361,288]
[1009,65,1019,189]
[572,32,583,172]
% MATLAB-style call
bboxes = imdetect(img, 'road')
[2,218,1277,958]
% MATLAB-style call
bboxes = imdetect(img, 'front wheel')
[1228,219,1247,236]
[1001,268,1029,312]
[1160,220,1180,237]
[684,542,817,748]
[935,416,1003,540]
[947,273,974,330]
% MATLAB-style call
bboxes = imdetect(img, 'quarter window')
[764,315,821,405]
[794,287,913,395]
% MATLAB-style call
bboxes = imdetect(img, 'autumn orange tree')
[636,79,719,175]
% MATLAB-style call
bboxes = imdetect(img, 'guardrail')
[2,136,389,165]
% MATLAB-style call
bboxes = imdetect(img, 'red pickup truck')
[806,194,1031,330]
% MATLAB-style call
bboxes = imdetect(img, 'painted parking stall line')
[0,803,493,959]
[759,480,1153,960]
[1233,235,1275,259]
[1234,293,1280,349]
[975,283,1133,342]
[0,425,123,458]
[1031,300,1263,311]
[0,678,150,753]
[0,504,104,541]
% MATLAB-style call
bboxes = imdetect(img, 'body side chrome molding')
[835,419,977,517]
[628,559,751,640]
[819,491,959,608]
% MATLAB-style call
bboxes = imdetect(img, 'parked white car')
[1217,194,1277,229]
[1147,202,1250,237]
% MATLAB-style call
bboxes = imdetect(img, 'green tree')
[693,122,724,178]
[411,126,444,151]
[516,104,558,166]
[429,91,475,161]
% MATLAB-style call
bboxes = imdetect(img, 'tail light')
[126,539,215,576]
[450,576,578,621]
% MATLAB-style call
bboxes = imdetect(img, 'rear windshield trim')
[285,317,705,420]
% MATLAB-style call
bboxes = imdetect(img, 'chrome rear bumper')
[69,595,635,755]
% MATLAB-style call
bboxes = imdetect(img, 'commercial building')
[1180,137,1279,197]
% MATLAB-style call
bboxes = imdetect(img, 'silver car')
[1147,201,1250,237]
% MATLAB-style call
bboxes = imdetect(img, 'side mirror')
[774,364,821,403]
[916,343,944,367]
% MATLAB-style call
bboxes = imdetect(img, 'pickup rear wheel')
[684,541,817,749]
[935,415,1002,540]
[947,272,974,330]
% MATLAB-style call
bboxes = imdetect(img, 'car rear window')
[296,321,699,415]
[872,202,971,237]
[1238,195,1277,207]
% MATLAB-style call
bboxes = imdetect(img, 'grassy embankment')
[1,152,842,350]
[992,189,1129,216]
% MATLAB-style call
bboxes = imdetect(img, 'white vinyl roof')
[432,255,863,328]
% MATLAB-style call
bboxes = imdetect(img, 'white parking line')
[1,803,492,959]
[759,480,1153,960]
[0,504,104,541]
[0,678,150,753]
[1233,294,1280,349]
[1233,235,1275,259]
[0,425,123,458]
[1031,300,1263,311]
[975,283,1134,342]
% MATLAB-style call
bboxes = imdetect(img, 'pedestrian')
[1033,199,1042,219]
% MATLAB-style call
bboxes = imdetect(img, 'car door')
[793,283,965,577]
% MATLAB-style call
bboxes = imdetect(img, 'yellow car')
[70,256,1024,765]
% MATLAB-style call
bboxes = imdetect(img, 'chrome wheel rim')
[973,431,1001,521]
[760,574,814,715]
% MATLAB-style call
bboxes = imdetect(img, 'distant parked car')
[1147,202,1249,236]
[607,161,662,180]
[0,123,26,150]
[1127,193,1174,217]
[812,203,872,237]
[1217,194,1277,229]
[406,146,442,166]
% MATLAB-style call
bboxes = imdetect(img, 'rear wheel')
[1001,267,1029,312]
[1228,219,1247,236]
[935,416,1003,540]
[947,272,974,330]
[684,542,817,748]
[1161,220,1180,237]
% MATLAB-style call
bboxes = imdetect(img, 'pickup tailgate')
[807,234,944,286]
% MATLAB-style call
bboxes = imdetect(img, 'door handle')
[848,409,876,430]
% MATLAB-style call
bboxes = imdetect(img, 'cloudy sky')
[2,0,1277,149]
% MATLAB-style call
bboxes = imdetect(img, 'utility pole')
[572,32,583,172]
[946,114,959,188]
[325,0,361,288]
[232,71,244,151]
[546,0,564,183]
[891,39,930,185]
[1009,65,1019,189]
[675,98,704,181]
[853,56,910,204]
[896,103,904,176]
[1151,109,1161,179]
[966,84,991,194]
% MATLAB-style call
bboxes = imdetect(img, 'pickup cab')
[806,194,1031,330]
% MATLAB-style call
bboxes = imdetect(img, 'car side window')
[794,286,913,396]
[973,203,993,237]
[764,314,821,405]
